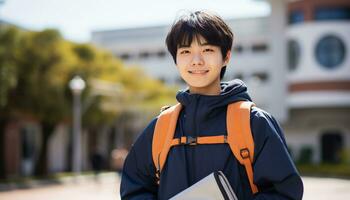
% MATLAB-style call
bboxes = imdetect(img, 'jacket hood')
[176,79,252,109]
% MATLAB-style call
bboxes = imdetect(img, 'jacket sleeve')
[250,107,304,200]
[120,118,158,200]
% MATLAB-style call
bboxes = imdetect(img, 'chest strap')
[170,135,227,146]
[169,134,258,194]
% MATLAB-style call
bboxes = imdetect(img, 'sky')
[0,0,270,43]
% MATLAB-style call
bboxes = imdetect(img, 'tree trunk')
[0,117,7,179]
[35,122,55,176]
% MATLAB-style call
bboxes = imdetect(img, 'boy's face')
[176,35,231,95]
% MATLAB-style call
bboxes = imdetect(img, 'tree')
[0,26,177,177]
[0,26,22,178]
[9,29,70,175]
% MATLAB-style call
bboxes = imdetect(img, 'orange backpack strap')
[227,101,258,194]
[152,103,182,183]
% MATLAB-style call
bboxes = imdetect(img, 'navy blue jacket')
[120,80,303,200]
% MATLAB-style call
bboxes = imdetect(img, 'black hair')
[166,11,234,79]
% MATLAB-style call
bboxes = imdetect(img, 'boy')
[120,11,303,200]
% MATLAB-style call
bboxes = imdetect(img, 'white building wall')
[266,0,289,122]
[287,22,350,83]
[48,124,69,173]
[286,22,350,108]
[285,129,321,163]
[91,17,290,121]
[285,107,350,163]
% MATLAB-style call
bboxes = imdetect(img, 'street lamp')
[69,76,86,175]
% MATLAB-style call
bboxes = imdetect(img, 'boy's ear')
[223,50,231,66]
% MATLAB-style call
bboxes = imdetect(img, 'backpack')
[152,101,259,194]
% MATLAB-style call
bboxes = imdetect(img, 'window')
[315,35,346,69]
[158,77,166,83]
[21,129,35,160]
[289,10,304,24]
[315,7,350,21]
[321,131,343,163]
[288,40,301,71]
[252,43,268,52]
[157,50,166,58]
[233,45,243,53]
[119,53,131,60]
[251,72,269,82]
[139,51,150,59]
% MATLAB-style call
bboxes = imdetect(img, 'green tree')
[9,29,70,175]
[0,26,177,177]
[0,26,22,178]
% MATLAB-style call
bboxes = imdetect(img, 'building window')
[139,51,150,59]
[119,53,131,60]
[315,35,346,69]
[315,7,350,21]
[157,50,166,58]
[252,43,268,52]
[158,77,166,83]
[288,40,301,71]
[251,72,269,82]
[21,129,35,160]
[289,10,304,24]
[321,131,343,163]
[233,45,243,53]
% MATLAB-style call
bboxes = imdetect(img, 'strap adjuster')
[240,148,250,159]
[181,136,197,145]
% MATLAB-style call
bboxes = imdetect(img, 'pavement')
[0,174,350,200]
[0,173,121,200]
[302,177,350,200]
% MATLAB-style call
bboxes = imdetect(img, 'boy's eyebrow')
[178,42,213,48]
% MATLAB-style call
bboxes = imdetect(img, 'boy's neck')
[189,84,221,96]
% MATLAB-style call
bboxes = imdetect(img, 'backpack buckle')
[240,148,250,159]
[185,136,197,145]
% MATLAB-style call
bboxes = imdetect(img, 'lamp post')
[69,76,85,175]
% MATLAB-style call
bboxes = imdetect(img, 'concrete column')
[268,0,288,123]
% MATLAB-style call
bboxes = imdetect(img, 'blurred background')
[0,0,349,196]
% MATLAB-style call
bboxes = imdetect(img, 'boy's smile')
[176,35,231,95]
[188,69,209,74]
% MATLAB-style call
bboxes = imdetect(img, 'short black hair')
[166,11,234,79]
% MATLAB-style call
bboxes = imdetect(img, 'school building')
[92,0,350,164]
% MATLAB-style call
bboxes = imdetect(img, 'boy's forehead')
[178,34,209,48]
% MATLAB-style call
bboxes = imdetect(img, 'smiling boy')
[120,11,303,200]
[176,35,230,95]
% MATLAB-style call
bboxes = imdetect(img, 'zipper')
[189,95,200,184]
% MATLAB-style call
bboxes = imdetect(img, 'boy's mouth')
[188,70,209,74]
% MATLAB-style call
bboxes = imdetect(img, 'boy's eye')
[204,48,214,52]
[179,50,190,54]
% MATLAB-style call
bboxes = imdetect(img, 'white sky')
[0,0,270,43]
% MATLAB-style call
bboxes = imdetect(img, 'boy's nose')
[191,53,204,66]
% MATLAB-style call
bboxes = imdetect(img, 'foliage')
[0,25,177,175]
[0,27,21,107]
[297,164,350,179]
[297,146,314,164]
[0,25,177,126]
